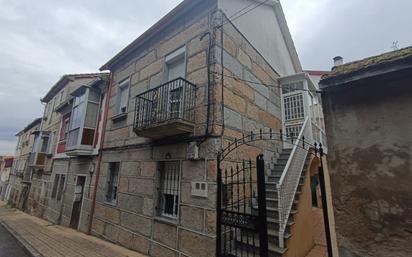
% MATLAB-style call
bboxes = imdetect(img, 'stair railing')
[277,116,311,248]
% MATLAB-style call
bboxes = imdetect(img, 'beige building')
[0,156,14,201]
[89,1,333,257]
[6,1,337,257]
[24,73,109,232]
[8,118,41,209]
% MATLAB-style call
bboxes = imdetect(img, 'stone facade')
[5,1,303,256]
[3,74,108,236]
[7,118,41,210]
[28,76,100,219]
[0,156,13,201]
[94,2,284,256]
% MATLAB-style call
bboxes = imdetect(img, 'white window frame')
[165,46,186,81]
[66,87,100,152]
[158,161,181,219]
[165,47,186,120]
[117,80,130,115]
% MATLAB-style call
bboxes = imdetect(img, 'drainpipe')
[87,73,112,235]
[197,10,226,146]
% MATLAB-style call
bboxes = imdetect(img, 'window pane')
[167,57,185,81]
[119,86,129,114]
[81,128,95,146]
[67,128,80,148]
[106,162,119,203]
[158,161,180,218]
[40,136,49,153]
[51,174,60,198]
[88,90,100,103]
[57,175,66,201]
[84,102,99,128]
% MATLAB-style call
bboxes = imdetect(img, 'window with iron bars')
[105,162,120,204]
[157,161,180,219]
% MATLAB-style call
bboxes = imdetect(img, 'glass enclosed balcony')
[65,86,101,156]
[28,131,50,168]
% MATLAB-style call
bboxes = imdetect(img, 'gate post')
[216,155,222,257]
[256,154,268,257]
[318,145,333,257]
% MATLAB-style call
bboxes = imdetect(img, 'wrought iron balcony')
[134,78,196,138]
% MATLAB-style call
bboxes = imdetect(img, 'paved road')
[0,223,30,257]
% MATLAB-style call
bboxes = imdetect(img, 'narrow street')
[0,223,30,257]
[0,202,147,257]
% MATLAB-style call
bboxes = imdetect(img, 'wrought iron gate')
[217,154,268,257]
[215,129,323,257]
[216,130,279,257]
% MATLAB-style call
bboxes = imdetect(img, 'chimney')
[332,56,343,70]
[333,56,343,66]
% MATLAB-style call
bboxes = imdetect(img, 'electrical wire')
[211,71,321,94]
[228,1,262,20]
[217,0,272,28]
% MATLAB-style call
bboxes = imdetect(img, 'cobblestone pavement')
[0,201,147,257]
[0,222,31,257]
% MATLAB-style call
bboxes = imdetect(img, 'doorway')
[70,176,86,229]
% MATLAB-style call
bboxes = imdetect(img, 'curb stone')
[0,220,44,257]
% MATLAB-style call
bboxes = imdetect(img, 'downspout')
[198,10,226,146]
[219,11,225,137]
[197,27,213,145]
[86,73,112,235]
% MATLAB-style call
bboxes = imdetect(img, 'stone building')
[5,1,338,257]
[0,156,14,201]
[320,47,412,257]
[25,73,109,232]
[88,0,334,257]
[7,118,41,210]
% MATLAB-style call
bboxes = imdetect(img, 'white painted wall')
[218,0,300,76]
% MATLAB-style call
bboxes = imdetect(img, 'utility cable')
[211,71,321,94]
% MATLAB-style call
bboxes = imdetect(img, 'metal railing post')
[216,155,222,257]
[318,144,333,257]
[256,154,268,257]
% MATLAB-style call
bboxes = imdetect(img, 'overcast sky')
[1,0,411,155]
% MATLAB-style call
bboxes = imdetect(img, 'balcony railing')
[134,78,196,138]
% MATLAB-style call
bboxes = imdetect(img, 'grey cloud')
[282,0,412,70]
[1,0,411,154]
[0,0,181,154]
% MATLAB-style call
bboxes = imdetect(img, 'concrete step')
[233,228,291,253]
[266,207,297,221]
[267,217,294,233]
[266,197,299,210]
[226,243,286,257]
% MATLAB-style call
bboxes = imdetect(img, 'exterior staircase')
[234,148,311,257]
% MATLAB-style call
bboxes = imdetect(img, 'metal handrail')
[135,77,196,98]
[134,77,197,130]
[277,116,311,248]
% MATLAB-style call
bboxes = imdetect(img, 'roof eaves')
[321,46,412,81]
[15,118,42,136]
[100,0,197,71]
[41,72,109,103]
[320,55,412,90]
